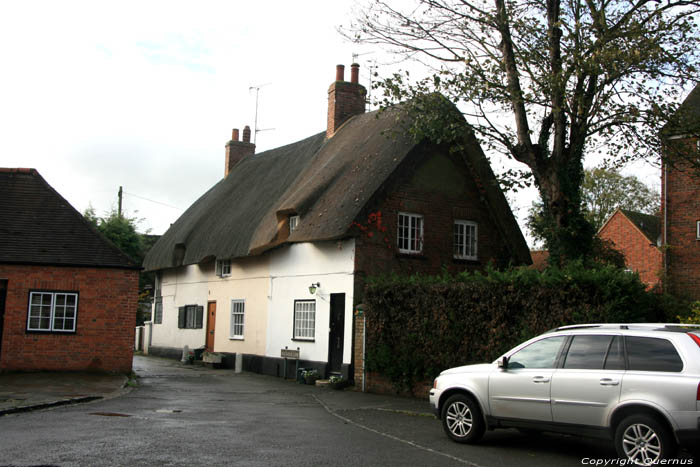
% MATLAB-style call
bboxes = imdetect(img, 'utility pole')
[118,186,123,218]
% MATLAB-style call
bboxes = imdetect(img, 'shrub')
[363,262,668,393]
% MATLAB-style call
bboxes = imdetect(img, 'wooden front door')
[206,301,216,351]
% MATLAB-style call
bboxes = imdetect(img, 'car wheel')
[441,394,485,443]
[614,414,677,465]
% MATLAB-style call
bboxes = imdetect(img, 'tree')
[84,206,145,263]
[347,0,699,265]
[582,167,659,230]
[528,167,658,238]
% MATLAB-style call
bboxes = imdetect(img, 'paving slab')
[0,370,128,416]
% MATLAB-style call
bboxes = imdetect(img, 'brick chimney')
[225,125,255,177]
[327,63,367,138]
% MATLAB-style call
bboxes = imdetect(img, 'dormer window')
[289,215,300,233]
[216,259,231,277]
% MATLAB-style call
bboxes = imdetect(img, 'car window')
[508,336,566,369]
[604,336,625,370]
[625,336,683,372]
[563,335,613,369]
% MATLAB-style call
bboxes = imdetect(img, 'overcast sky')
[1,1,662,246]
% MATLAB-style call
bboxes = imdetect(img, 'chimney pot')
[232,128,240,142]
[242,125,251,143]
[350,63,360,84]
[335,64,345,82]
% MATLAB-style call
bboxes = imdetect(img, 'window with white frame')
[289,215,300,233]
[216,259,231,277]
[293,300,316,340]
[397,212,423,254]
[27,291,78,332]
[696,220,700,240]
[230,300,245,339]
[454,220,478,260]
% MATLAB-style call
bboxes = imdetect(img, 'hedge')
[362,262,670,393]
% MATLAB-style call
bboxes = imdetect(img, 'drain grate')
[89,412,131,417]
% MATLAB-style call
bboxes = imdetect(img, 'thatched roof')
[144,105,531,271]
[0,168,139,269]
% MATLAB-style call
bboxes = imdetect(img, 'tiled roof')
[620,209,661,244]
[0,168,140,269]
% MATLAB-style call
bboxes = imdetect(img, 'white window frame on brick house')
[397,212,424,254]
[293,299,316,341]
[696,220,700,240]
[216,259,231,277]
[289,215,300,233]
[26,291,79,332]
[454,220,478,260]
[230,299,245,339]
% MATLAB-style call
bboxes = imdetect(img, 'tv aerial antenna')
[249,82,275,145]
[352,52,375,110]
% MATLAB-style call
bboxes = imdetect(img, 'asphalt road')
[0,356,692,466]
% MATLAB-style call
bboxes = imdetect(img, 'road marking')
[311,394,485,467]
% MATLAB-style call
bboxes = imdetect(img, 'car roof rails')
[549,323,700,333]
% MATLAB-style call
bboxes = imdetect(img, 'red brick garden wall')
[598,211,662,289]
[0,264,138,373]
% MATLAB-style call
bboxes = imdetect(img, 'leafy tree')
[84,206,145,263]
[582,167,659,231]
[528,167,658,240]
[347,0,699,265]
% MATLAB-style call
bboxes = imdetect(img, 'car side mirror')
[497,356,509,370]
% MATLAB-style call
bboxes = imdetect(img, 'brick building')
[0,168,140,373]
[598,209,662,289]
[143,64,531,389]
[662,83,700,300]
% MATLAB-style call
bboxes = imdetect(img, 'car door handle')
[532,376,550,383]
[600,378,619,386]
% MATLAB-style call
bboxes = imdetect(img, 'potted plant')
[329,374,350,390]
[302,369,319,385]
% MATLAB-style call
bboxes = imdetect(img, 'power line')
[123,191,183,211]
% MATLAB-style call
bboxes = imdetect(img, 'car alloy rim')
[622,423,661,465]
[446,401,473,437]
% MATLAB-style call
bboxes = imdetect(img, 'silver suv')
[429,324,700,464]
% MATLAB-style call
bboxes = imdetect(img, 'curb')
[0,396,103,417]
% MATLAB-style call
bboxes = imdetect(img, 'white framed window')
[696,220,700,240]
[230,300,245,339]
[178,305,203,329]
[27,291,78,332]
[289,215,300,233]
[454,220,478,260]
[216,259,231,277]
[397,212,423,254]
[293,300,316,341]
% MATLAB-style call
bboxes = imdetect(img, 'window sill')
[292,338,315,343]
[26,329,77,335]
[453,257,480,264]
[229,337,244,341]
[395,252,427,260]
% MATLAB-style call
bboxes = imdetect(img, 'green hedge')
[362,263,671,393]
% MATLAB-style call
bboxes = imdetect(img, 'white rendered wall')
[266,239,355,364]
[208,256,269,356]
[150,264,209,350]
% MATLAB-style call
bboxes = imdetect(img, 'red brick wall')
[351,145,522,396]
[663,137,700,299]
[0,264,138,373]
[353,145,516,291]
[598,211,662,289]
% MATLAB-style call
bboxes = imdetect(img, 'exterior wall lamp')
[308,282,321,295]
